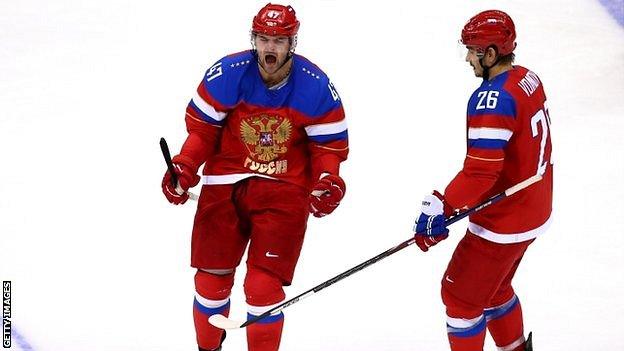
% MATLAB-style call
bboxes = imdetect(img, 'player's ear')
[485,46,498,65]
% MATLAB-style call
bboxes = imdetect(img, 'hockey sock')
[194,270,234,350]
[485,294,526,350]
[244,267,286,351]
[246,308,285,351]
[446,314,487,351]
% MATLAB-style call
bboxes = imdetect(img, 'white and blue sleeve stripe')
[468,127,513,150]
[188,92,228,126]
[305,119,348,143]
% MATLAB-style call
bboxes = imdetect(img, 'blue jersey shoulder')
[290,54,343,118]
[200,52,343,116]
[467,72,516,118]
[202,51,255,108]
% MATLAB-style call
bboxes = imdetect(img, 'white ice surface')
[1,0,623,350]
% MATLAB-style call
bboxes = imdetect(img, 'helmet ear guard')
[289,34,297,53]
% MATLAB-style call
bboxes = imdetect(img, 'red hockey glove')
[413,191,452,252]
[309,174,346,218]
[161,158,200,205]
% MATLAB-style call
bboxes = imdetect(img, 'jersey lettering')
[518,71,541,97]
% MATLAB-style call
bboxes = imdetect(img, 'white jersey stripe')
[468,127,513,141]
[468,215,552,244]
[192,92,228,121]
[201,173,276,185]
[305,119,347,136]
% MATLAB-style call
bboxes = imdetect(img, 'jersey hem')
[201,173,277,185]
[468,215,552,244]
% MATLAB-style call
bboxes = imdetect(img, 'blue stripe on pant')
[484,295,519,321]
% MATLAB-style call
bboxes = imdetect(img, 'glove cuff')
[172,154,199,174]
[321,174,346,193]
[432,190,454,217]
[421,193,445,216]
[311,153,342,181]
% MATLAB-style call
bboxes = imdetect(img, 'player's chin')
[262,64,278,74]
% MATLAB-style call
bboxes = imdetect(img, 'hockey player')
[412,10,552,351]
[161,4,348,351]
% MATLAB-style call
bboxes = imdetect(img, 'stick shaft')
[159,137,178,187]
[241,174,542,327]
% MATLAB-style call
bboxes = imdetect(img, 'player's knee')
[195,269,235,300]
[441,283,483,320]
[443,283,487,344]
[489,286,516,308]
[244,266,285,306]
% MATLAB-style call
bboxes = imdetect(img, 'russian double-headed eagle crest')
[240,114,292,162]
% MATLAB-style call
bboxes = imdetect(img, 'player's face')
[255,34,291,74]
[465,48,484,77]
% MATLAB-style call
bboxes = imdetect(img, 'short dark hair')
[485,45,515,65]
[499,52,515,64]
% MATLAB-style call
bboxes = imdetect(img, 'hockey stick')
[159,137,198,201]
[209,174,543,330]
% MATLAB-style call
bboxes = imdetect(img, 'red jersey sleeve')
[174,62,233,172]
[445,87,517,209]
[304,80,349,179]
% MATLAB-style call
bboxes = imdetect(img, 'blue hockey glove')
[413,191,450,252]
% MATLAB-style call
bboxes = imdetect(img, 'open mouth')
[265,54,277,65]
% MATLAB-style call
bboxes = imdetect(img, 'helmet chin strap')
[479,56,491,80]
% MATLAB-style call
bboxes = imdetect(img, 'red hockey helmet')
[461,10,516,55]
[252,3,300,37]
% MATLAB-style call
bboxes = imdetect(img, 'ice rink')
[1,0,623,350]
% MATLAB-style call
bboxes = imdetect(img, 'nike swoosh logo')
[445,275,454,283]
[265,252,279,258]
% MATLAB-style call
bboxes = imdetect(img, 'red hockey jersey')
[445,66,553,244]
[177,51,349,190]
